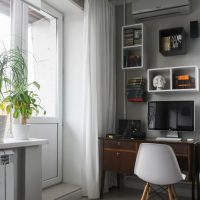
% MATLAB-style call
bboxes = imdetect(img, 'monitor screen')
[148,101,194,131]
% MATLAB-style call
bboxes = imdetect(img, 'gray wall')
[116,0,200,139]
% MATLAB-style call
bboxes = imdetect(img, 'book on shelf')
[128,55,141,67]
[176,75,190,80]
[123,50,142,67]
[173,74,195,89]
[127,77,146,102]
[128,98,145,102]
[124,28,142,47]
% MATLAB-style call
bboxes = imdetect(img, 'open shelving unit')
[122,23,146,69]
[147,65,199,93]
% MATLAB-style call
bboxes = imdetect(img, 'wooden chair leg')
[145,185,151,200]
[167,185,174,200]
[171,185,178,200]
[141,183,149,200]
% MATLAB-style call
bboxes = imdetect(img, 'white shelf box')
[148,68,171,92]
[147,65,199,93]
[122,23,146,69]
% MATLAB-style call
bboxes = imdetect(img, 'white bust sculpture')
[153,75,166,90]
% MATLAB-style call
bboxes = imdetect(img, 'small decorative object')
[153,75,166,90]
[170,34,182,49]
[0,47,46,140]
[0,115,7,142]
[162,36,171,51]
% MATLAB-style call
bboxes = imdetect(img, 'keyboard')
[155,137,182,142]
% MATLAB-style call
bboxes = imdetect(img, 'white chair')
[134,143,186,200]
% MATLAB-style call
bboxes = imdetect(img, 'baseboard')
[124,175,192,198]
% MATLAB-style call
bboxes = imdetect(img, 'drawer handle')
[117,142,121,146]
[116,152,120,156]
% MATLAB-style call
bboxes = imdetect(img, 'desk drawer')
[104,140,137,151]
[168,144,189,156]
[103,150,136,173]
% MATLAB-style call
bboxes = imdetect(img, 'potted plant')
[0,48,45,140]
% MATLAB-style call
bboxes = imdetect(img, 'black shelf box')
[159,27,186,56]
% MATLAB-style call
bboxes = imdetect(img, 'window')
[27,7,58,117]
[0,0,11,49]
[0,0,11,135]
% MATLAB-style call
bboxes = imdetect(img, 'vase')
[12,124,31,140]
[0,115,7,142]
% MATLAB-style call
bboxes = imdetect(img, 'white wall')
[63,7,84,186]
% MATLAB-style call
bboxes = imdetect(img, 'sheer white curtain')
[81,0,116,198]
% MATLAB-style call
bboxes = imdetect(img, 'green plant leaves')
[31,81,40,89]
[13,109,19,118]
[0,47,46,123]
[6,105,11,114]
[0,103,5,111]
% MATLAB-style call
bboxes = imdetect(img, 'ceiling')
[43,0,83,13]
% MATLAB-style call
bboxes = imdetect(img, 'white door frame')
[12,0,64,188]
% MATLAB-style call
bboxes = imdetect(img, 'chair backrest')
[134,143,183,185]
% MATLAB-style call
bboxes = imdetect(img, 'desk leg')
[25,146,42,200]
[117,173,120,189]
[196,169,199,200]
[192,145,195,200]
[196,144,200,200]
[100,170,105,199]
[192,177,195,200]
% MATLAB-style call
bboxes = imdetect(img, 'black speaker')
[190,21,199,38]
[118,119,140,135]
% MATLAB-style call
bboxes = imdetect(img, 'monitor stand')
[166,131,180,138]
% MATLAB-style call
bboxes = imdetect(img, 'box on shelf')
[159,27,186,56]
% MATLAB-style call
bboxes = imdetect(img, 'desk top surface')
[99,137,200,145]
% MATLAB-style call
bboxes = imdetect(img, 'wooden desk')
[99,138,200,200]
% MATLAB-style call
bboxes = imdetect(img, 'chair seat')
[134,143,185,185]
[134,143,186,199]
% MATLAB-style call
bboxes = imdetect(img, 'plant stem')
[21,116,27,125]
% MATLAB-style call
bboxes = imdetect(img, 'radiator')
[0,150,14,200]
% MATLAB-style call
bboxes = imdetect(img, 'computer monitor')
[148,101,195,131]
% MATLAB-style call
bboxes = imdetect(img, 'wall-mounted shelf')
[122,23,146,69]
[159,27,186,56]
[147,65,199,92]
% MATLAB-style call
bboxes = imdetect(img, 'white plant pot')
[0,115,7,142]
[13,124,31,140]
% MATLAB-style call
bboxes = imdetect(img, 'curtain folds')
[81,0,116,198]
